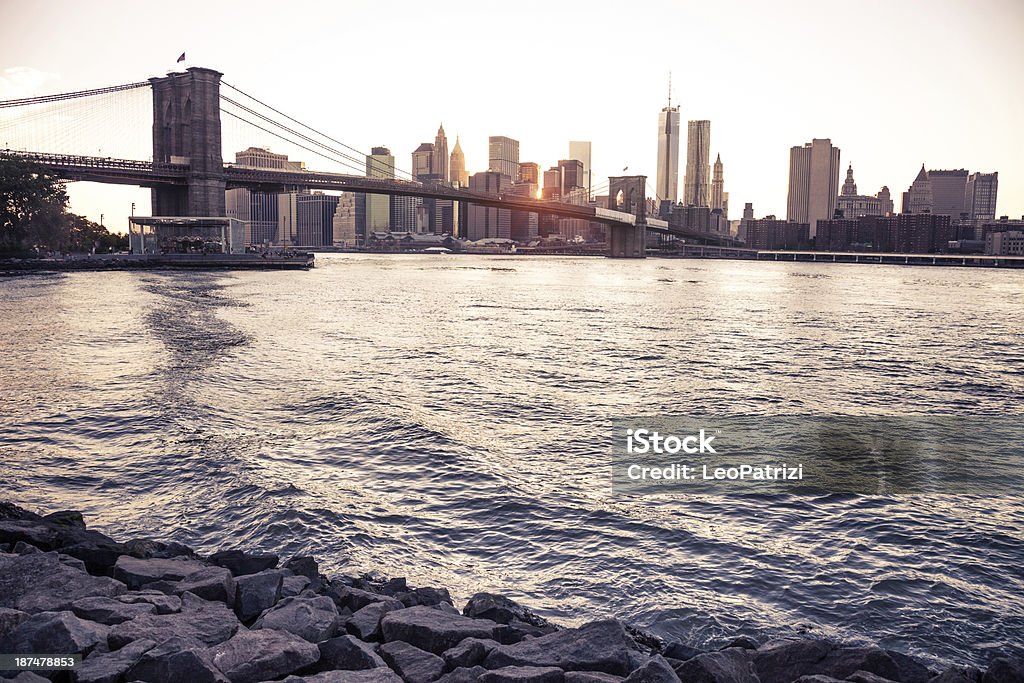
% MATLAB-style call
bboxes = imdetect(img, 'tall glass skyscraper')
[684,120,711,207]
[656,105,680,203]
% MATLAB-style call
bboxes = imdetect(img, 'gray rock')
[927,667,983,683]
[346,600,403,641]
[124,636,229,683]
[672,648,757,683]
[847,672,900,683]
[463,593,553,630]
[983,658,1024,683]
[0,608,27,639]
[720,637,759,651]
[280,670,404,682]
[662,641,704,661]
[623,656,681,682]
[885,650,934,683]
[57,553,88,572]
[282,575,312,598]
[123,538,198,560]
[111,555,206,590]
[753,641,900,683]
[235,570,284,621]
[381,605,499,655]
[207,628,320,683]
[315,634,389,671]
[107,593,240,650]
[284,556,320,581]
[483,619,633,676]
[792,677,846,683]
[563,673,624,683]
[75,637,156,683]
[442,637,501,670]
[0,610,108,655]
[71,596,157,625]
[0,552,127,612]
[173,566,237,605]
[116,590,182,615]
[436,667,490,683]
[12,541,41,554]
[1,672,51,682]
[332,586,401,613]
[397,587,454,608]
[210,549,280,577]
[253,595,340,643]
[480,666,566,683]
[379,640,446,683]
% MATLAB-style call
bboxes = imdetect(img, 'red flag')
[177,53,185,63]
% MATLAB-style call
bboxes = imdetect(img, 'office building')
[466,171,511,240]
[366,147,394,231]
[684,120,711,207]
[433,125,448,179]
[787,138,841,238]
[986,230,1024,256]
[332,193,357,246]
[902,165,933,214]
[559,159,585,192]
[543,166,563,200]
[225,147,306,245]
[488,136,519,180]
[656,102,680,203]
[518,162,540,185]
[277,191,340,247]
[509,182,539,243]
[929,169,969,217]
[412,143,434,180]
[965,172,998,221]
[746,217,811,250]
[449,136,468,186]
[711,153,725,216]
[569,141,592,197]
[836,165,894,219]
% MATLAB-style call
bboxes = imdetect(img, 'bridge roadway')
[5,151,740,244]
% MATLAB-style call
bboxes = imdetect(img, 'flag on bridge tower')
[177,52,186,63]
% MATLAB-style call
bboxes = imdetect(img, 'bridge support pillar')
[149,67,225,217]
[608,224,647,258]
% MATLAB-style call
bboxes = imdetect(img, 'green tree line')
[1,155,129,257]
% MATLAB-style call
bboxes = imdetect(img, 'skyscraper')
[449,136,468,186]
[684,120,711,207]
[366,146,394,232]
[518,162,540,185]
[902,165,933,214]
[466,171,511,240]
[711,153,725,213]
[433,125,449,180]
[965,172,998,221]
[411,143,434,180]
[656,103,680,203]
[488,136,519,180]
[787,138,841,238]
[927,169,969,217]
[558,159,585,192]
[568,141,592,197]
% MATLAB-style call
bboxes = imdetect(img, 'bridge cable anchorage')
[220,95,371,174]
[220,109,368,176]
[0,81,150,109]
[221,81,415,180]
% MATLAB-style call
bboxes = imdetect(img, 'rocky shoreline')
[0,502,1020,683]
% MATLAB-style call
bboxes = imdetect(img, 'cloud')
[0,67,61,100]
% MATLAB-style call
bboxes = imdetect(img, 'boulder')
[0,610,108,655]
[0,552,127,612]
[397,587,454,608]
[463,593,551,629]
[124,636,229,683]
[623,656,681,683]
[381,605,499,655]
[662,641,704,661]
[209,549,280,577]
[0,608,27,639]
[280,670,404,682]
[111,556,206,590]
[379,640,446,683]
[983,658,1024,683]
[672,648,758,683]
[330,586,402,613]
[346,601,403,641]
[107,593,240,650]
[282,575,312,598]
[0,671,50,682]
[847,672,900,683]
[253,595,340,643]
[75,637,156,683]
[885,650,934,683]
[314,634,389,671]
[926,667,982,683]
[284,556,321,585]
[207,628,320,683]
[123,538,199,560]
[753,641,901,683]
[12,541,41,554]
[436,667,490,683]
[483,619,633,676]
[71,596,157,625]
[564,673,625,683]
[116,591,182,615]
[235,570,284,621]
[479,666,566,683]
[720,637,759,651]
[442,637,501,670]
[171,566,237,605]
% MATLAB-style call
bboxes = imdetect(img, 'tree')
[0,154,68,255]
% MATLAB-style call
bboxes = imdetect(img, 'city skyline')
[1,0,1022,228]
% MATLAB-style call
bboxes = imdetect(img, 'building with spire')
[684,120,711,207]
[902,164,934,214]
[711,154,725,214]
[836,164,894,219]
[449,136,468,186]
[433,125,448,180]
[656,76,680,204]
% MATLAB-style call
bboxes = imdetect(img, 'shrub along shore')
[0,502,1020,683]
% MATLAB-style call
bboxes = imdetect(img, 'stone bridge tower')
[149,67,225,216]
[607,175,647,258]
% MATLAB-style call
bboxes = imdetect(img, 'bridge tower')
[607,176,648,258]
[149,67,225,217]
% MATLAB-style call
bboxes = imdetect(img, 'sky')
[1,0,1022,231]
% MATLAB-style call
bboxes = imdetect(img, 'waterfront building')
[278,191,340,247]
[656,102,680,203]
[466,171,511,240]
[366,147,394,231]
[449,136,468,186]
[569,141,592,197]
[509,181,539,243]
[965,172,998,221]
[225,147,309,245]
[488,136,519,180]
[684,120,711,207]
[746,216,811,250]
[332,193,357,247]
[787,138,841,238]
[929,169,969,217]
[986,230,1024,255]
[234,146,305,171]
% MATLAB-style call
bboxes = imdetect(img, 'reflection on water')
[1,255,1022,667]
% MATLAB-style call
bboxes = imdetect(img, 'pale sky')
[1,0,1022,231]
